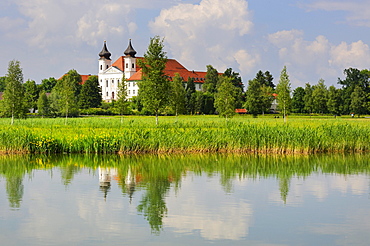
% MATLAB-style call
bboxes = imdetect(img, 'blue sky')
[1,0,370,89]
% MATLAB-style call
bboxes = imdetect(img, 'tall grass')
[0,115,370,154]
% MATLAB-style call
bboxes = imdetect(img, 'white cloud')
[165,175,254,240]
[234,49,261,74]
[11,0,135,48]
[149,0,256,74]
[267,29,370,86]
[305,1,370,27]
[329,40,370,69]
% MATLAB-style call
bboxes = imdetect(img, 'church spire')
[124,39,137,58]
[99,41,111,60]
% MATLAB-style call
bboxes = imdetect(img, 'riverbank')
[1,115,369,154]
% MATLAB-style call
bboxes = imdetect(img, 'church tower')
[98,41,111,73]
[123,39,137,79]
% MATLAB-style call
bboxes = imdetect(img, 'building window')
[112,92,115,99]
[106,80,108,87]
[100,65,102,70]
[106,65,109,69]
[106,92,108,97]
[132,63,135,69]
[126,63,128,68]
[128,90,131,94]
[133,90,135,95]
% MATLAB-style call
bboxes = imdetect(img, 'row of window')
[126,63,135,69]
[100,64,109,71]
[104,90,136,99]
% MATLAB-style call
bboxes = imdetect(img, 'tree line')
[2,37,369,124]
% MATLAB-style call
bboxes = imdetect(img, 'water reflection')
[1,154,370,243]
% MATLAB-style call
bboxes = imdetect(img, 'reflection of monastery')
[98,167,141,201]
[98,40,207,102]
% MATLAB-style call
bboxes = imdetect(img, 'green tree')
[223,68,244,90]
[303,83,314,114]
[49,70,80,121]
[312,79,328,114]
[138,36,169,125]
[350,85,367,117]
[2,60,26,124]
[338,68,370,114]
[244,79,263,117]
[169,73,186,118]
[24,79,39,111]
[78,75,102,109]
[223,68,244,107]
[203,65,219,94]
[255,70,275,89]
[291,87,305,113]
[327,86,342,117]
[37,91,50,117]
[276,66,291,122]
[185,77,196,114]
[0,76,6,91]
[40,77,58,93]
[115,75,129,123]
[214,76,236,119]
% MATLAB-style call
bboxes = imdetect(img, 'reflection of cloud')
[268,174,369,205]
[164,175,253,240]
[307,208,370,246]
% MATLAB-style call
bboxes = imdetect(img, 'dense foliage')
[1,116,370,154]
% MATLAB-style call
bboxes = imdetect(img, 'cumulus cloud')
[149,0,257,74]
[165,175,254,240]
[330,40,370,68]
[305,1,370,27]
[267,29,370,86]
[11,0,136,48]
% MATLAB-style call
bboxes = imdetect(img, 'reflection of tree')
[60,164,80,186]
[137,179,171,234]
[6,176,24,209]
[278,176,290,204]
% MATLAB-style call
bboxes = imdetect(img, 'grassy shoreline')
[1,115,370,154]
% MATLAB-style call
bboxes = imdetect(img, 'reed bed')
[0,116,370,154]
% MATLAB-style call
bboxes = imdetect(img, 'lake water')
[1,154,370,245]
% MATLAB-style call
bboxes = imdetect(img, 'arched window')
[100,65,102,70]
[112,92,115,99]
[126,63,128,68]
[132,63,135,69]
[106,65,109,69]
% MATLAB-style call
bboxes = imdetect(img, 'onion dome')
[124,39,137,57]
[99,41,111,60]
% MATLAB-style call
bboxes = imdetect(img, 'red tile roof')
[112,57,143,72]
[235,109,247,114]
[125,57,209,83]
[58,74,94,85]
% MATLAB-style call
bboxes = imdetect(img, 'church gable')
[102,66,123,75]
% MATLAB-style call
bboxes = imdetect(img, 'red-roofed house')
[98,40,208,102]
[58,74,93,85]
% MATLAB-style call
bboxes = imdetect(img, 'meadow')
[0,115,370,154]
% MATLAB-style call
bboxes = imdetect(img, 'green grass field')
[0,115,369,154]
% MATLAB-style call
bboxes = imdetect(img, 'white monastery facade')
[98,40,207,102]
